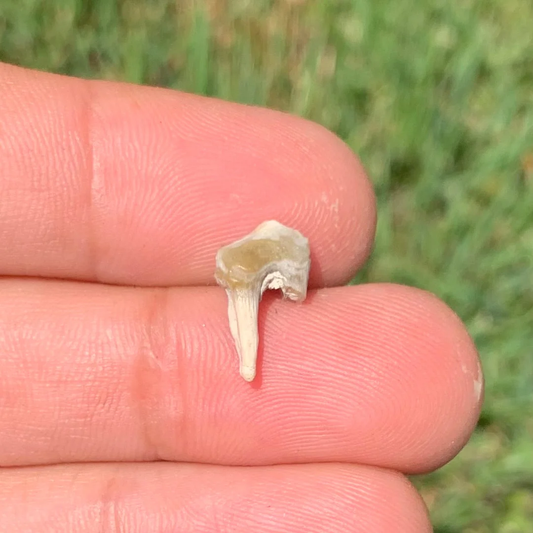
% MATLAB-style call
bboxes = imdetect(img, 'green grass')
[1,0,533,530]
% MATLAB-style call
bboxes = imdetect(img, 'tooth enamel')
[215,220,311,382]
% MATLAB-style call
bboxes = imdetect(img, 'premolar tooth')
[215,220,311,382]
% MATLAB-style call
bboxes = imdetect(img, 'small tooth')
[215,220,311,382]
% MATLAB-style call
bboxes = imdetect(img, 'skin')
[0,62,483,532]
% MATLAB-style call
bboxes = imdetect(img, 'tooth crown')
[215,220,311,381]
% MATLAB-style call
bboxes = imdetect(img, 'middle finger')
[0,279,481,472]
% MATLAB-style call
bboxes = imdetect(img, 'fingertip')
[358,284,483,472]
[408,286,484,467]
[257,283,483,473]
[282,116,377,286]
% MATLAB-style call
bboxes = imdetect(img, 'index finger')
[0,63,376,287]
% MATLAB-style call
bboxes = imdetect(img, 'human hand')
[0,62,483,532]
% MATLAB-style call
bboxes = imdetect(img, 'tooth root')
[227,289,259,382]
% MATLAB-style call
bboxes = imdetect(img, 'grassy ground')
[1,0,533,531]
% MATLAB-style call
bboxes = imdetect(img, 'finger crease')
[97,468,121,533]
[135,288,187,461]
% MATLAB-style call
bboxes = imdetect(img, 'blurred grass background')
[1,0,532,531]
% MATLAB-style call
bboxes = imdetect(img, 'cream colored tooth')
[215,220,311,382]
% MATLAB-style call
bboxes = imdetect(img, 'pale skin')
[0,62,483,532]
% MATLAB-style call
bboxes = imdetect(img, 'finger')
[0,62,375,286]
[0,279,482,472]
[0,462,432,533]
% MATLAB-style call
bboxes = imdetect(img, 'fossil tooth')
[215,220,311,382]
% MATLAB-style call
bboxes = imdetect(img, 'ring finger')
[0,462,432,533]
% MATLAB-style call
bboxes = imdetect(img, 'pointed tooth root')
[227,289,260,382]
